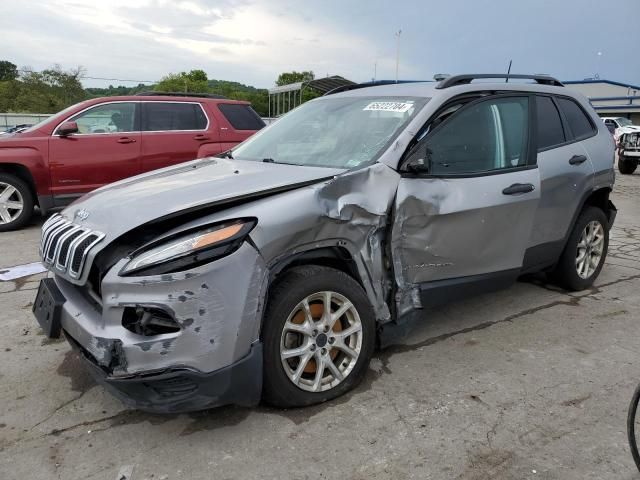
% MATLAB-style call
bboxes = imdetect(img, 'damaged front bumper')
[66,333,262,413]
[44,242,268,412]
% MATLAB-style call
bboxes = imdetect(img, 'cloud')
[1,0,639,89]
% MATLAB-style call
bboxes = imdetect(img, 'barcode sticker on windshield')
[364,102,413,113]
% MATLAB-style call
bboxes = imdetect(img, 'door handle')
[194,134,210,141]
[502,183,535,195]
[117,137,136,144]
[569,154,587,165]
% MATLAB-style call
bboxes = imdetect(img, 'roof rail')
[134,91,227,99]
[324,79,430,96]
[435,74,564,89]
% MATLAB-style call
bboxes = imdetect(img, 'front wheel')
[550,206,609,291]
[0,173,34,232]
[262,266,376,408]
[618,155,638,175]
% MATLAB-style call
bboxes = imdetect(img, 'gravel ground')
[1,172,640,479]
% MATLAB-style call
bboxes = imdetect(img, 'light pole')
[395,29,402,83]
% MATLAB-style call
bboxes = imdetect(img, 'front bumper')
[66,332,262,413]
[43,242,269,412]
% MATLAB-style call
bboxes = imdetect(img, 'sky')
[1,0,639,89]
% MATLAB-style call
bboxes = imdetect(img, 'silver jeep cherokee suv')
[34,74,616,412]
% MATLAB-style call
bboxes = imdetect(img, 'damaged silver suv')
[33,74,616,412]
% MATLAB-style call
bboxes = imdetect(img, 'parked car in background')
[602,116,640,139]
[33,74,616,413]
[0,93,265,231]
[0,124,34,135]
[618,129,640,174]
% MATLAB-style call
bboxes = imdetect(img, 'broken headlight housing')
[120,219,256,276]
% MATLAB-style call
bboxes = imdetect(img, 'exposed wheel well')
[269,247,364,289]
[0,163,38,206]
[582,187,615,227]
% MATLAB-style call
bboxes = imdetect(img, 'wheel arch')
[0,163,38,206]
[268,246,365,289]
[580,186,616,228]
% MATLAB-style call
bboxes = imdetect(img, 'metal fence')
[0,113,51,131]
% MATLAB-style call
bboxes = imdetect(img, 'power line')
[82,76,157,83]
[16,68,158,84]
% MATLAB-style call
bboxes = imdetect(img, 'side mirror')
[404,143,431,174]
[58,121,78,137]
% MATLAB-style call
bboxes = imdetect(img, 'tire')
[551,206,609,291]
[262,265,376,408]
[618,155,638,175]
[628,382,640,473]
[0,173,34,232]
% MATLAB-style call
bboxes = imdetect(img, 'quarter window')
[218,104,265,130]
[142,102,208,131]
[423,97,529,175]
[536,96,565,150]
[556,97,595,140]
[66,103,137,134]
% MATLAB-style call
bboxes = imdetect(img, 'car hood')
[61,157,344,242]
[618,126,640,135]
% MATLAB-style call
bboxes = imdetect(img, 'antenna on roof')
[506,60,513,83]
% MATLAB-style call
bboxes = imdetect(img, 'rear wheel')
[618,155,638,175]
[262,266,375,408]
[0,173,34,232]
[550,206,609,291]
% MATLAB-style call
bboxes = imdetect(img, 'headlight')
[120,219,256,276]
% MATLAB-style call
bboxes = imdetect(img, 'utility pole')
[395,29,402,83]
[373,61,377,82]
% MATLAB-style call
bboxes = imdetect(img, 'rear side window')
[142,102,208,131]
[536,96,565,150]
[556,98,595,140]
[218,104,265,130]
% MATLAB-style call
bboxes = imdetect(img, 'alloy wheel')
[576,220,605,279]
[0,182,24,225]
[280,291,363,393]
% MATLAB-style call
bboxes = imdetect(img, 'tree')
[275,71,314,87]
[0,61,18,82]
[155,70,209,93]
[10,65,86,113]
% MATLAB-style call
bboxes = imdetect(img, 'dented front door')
[390,95,541,314]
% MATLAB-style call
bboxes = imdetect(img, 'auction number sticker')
[364,101,413,113]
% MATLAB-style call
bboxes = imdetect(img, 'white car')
[602,117,640,140]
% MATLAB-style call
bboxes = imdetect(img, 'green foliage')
[0,61,18,82]
[154,70,209,94]
[86,83,149,97]
[3,65,86,113]
[0,62,321,118]
[275,71,314,87]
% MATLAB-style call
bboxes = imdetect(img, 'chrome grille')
[40,214,105,279]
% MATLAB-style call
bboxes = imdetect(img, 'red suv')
[0,93,265,231]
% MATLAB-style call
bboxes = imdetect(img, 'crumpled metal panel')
[58,242,267,375]
[391,169,541,315]
[178,163,402,323]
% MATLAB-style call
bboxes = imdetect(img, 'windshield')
[232,96,427,168]
[617,117,633,127]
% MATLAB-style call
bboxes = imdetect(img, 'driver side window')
[421,97,529,175]
[66,103,137,134]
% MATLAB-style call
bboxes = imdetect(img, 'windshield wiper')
[262,158,275,163]
[218,150,234,159]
